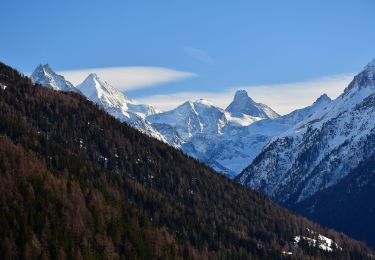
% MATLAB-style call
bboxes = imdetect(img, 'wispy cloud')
[136,73,355,114]
[58,66,196,91]
[184,46,214,65]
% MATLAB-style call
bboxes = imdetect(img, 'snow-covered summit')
[31,64,79,93]
[77,73,131,112]
[30,64,165,140]
[226,90,279,119]
[195,98,214,106]
[147,99,227,140]
[77,73,157,118]
[314,93,331,104]
[75,73,163,140]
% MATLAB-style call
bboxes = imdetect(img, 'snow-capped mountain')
[146,90,327,178]
[77,73,157,119]
[31,64,79,93]
[147,98,239,150]
[237,58,375,205]
[76,73,164,140]
[29,64,334,180]
[198,93,332,177]
[146,95,268,177]
[30,65,164,141]
[226,89,279,119]
[147,99,228,141]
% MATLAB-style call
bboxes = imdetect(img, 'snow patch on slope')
[294,229,341,252]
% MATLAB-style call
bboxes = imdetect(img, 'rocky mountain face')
[238,58,375,206]
[226,89,279,119]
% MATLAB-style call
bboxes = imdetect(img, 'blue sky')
[1,0,375,113]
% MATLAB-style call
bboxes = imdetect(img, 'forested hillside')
[0,62,371,259]
[293,148,375,249]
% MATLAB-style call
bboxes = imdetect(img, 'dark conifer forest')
[0,62,372,259]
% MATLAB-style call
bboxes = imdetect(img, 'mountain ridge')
[238,57,375,204]
[29,64,334,179]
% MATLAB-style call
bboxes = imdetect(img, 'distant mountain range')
[30,64,328,178]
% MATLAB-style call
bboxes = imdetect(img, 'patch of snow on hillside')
[294,229,342,252]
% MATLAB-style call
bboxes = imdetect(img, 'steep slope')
[77,73,157,119]
[238,58,375,206]
[293,150,375,249]
[76,73,164,141]
[0,62,371,258]
[226,90,279,119]
[30,64,79,93]
[0,136,172,259]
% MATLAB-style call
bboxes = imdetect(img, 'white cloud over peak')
[184,46,214,65]
[58,66,196,91]
[136,73,354,115]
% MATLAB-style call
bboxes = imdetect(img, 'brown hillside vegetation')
[0,62,372,259]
